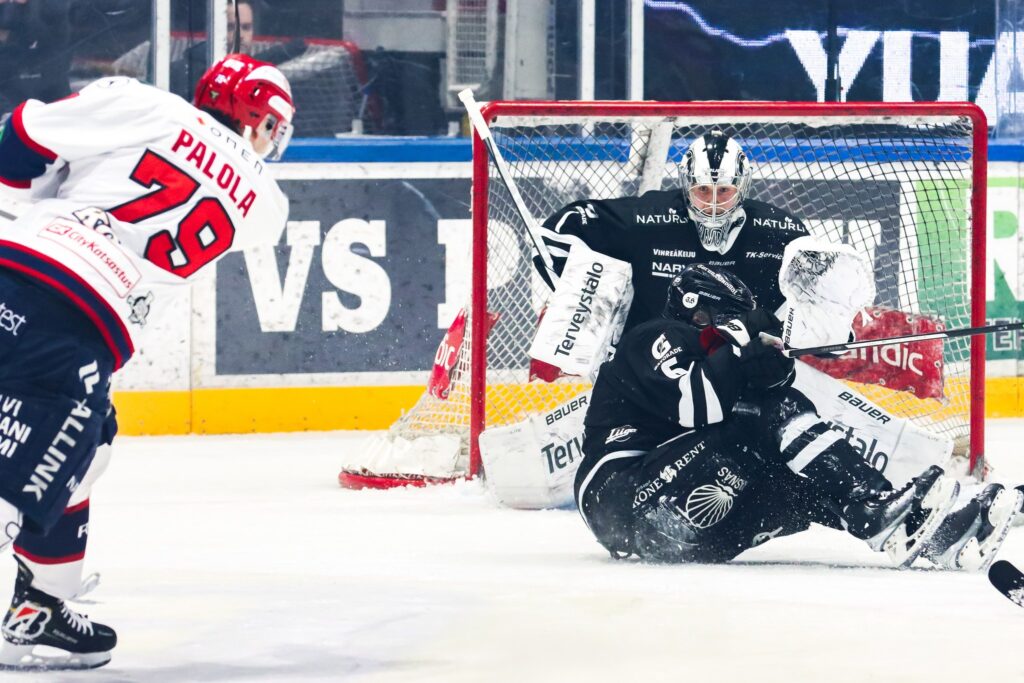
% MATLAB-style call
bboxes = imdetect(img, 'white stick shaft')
[458,89,557,278]
[770,320,1024,358]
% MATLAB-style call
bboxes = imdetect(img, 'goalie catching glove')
[778,236,875,352]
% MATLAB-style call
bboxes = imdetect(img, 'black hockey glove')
[737,341,795,391]
[714,309,783,348]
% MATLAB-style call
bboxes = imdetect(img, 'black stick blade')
[989,560,1024,607]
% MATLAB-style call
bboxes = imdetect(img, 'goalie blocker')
[528,244,633,380]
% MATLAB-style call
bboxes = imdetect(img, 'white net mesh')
[267,38,374,136]
[373,107,981,481]
[446,0,500,103]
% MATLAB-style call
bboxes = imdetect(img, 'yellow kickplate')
[112,376,1024,437]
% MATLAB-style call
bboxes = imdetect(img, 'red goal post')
[339,100,989,489]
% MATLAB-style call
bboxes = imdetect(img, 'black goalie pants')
[575,422,829,563]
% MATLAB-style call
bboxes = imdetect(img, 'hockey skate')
[0,557,116,671]
[842,465,960,568]
[920,484,1023,571]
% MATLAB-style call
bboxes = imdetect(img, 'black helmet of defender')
[681,130,752,253]
[665,264,755,328]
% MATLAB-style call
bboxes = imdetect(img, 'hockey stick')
[771,320,1024,358]
[989,560,1024,607]
[458,89,558,290]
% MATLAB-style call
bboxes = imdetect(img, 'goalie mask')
[664,264,755,328]
[681,130,752,252]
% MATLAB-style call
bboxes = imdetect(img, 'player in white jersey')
[0,53,294,670]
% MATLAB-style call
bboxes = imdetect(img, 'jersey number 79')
[109,150,235,278]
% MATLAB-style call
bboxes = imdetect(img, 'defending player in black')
[574,264,965,565]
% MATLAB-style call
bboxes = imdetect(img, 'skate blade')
[884,476,960,569]
[959,489,1024,572]
[0,642,111,671]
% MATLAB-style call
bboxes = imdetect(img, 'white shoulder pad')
[528,244,633,379]
[779,236,875,349]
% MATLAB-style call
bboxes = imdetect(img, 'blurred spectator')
[0,0,71,112]
[169,0,263,99]
[112,1,305,100]
[109,0,375,137]
[230,0,254,53]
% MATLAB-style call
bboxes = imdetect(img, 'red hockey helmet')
[194,53,295,160]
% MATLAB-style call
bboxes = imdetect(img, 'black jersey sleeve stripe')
[698,368,724,424]
[687,364,708,428]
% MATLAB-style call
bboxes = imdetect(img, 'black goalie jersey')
[540,189,809,331]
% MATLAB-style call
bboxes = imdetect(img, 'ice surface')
[7,422,1024,682]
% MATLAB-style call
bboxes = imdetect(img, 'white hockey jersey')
[0,77,288,369]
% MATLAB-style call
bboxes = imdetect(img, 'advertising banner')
[111,152,1024,433]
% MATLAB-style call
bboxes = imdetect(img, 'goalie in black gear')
[574,264,967,565]
[538,130,1018,568]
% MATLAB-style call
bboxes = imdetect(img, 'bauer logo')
[837,391,892,425]
[545,395,588,425]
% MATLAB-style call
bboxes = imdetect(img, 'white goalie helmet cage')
[680,129,752,250]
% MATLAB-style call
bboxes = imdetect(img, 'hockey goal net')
[339,101,988,489]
